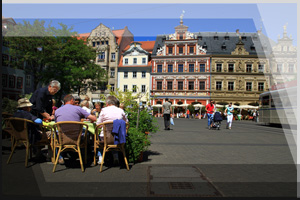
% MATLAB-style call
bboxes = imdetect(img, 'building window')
[125,58,128,64]
[111,84,115,91]
[188,81,194,90]
[157,81,162,90]
[133,71,137,78]
[97,41,100,46]
[199,81,205,90]
[132,85,137,93]
[2,74,8,87]
[167,81,173,90]
[106,41,109,45]
[179,47,183,54]
[228,82,234,91]
[216,64,222,72]
[216,81,222,90]
[157,65,162,72]
[2,54,9,66]
[178,81,183,90]
[9,75,15,88]
[25,75,31,87]
[258,82,264,91]
[288,64,294,72]
[214,36,219,40]
[123,85,128,92]
[111,53,115,61]
[142,58,146,64]
[110,68,115,78]
[168,64,173,72]
[133,58,137,64]
[168,47,173,54]
[142,71,146,78]
[225,36,229,40]
[189,46,194,54]
[98,52,105,60]
[258,64,264,72]
[246,82,252,91]
[228,64,234,72]
[124,72,128,78]
[178,64,183,72]
[92,42,96,47]
[189,64,194,72]
[277,64,282,72]
[200,64,205,72]
[16,77,23,89]
[101,41,104,45]
[242,36,247,41]
[141,85,146,93]
[246,64,252,72]
[179,34,183,40]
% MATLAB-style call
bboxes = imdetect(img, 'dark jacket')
[30,87,53,117]
[112,119,127,145]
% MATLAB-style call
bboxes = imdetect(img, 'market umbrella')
[153,104,162,116]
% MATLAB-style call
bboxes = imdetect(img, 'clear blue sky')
[2,3,297,45]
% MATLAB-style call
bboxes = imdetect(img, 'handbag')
[170,118,175,125]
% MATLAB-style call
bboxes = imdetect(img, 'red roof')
[123,41,155,53]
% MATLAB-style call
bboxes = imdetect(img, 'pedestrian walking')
[162,98,172,130]
[186,109,190,119]
[205,100,215,129]
[225,102,234,129]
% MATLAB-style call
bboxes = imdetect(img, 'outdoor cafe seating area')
[2,115,130,173]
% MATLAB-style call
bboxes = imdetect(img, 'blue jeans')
[207,113,213,127]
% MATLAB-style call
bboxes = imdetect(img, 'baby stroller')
[211,111,223,130]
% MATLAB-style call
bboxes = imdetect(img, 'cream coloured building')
[118,41,155,104]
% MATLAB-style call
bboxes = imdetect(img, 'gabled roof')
[112,26,133,45]
[75,33,90,42]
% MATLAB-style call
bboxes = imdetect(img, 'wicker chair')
[94,121,129,172]
[52,121,88,173]
[6,117,51,167]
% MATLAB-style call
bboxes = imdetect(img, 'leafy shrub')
[2,97,18,114]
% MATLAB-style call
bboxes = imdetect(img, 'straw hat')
[17,98,33,108]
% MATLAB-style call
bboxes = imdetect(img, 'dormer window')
[222,43,226,50]
[242,36,247,41]
[225,36,229,40]
[198,36,202,40]
[214,36,219,40]
[203,42,207,49]
[250,45,255,51]
[179,34,183,40]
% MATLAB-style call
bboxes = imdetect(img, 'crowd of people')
[12,80,128,166]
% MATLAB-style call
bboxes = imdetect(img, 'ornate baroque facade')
[151,20,211,106]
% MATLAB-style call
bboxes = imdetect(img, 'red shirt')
[206,103,214,114]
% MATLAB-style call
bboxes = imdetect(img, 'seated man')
[54,94,97,164]
[13,98,50,159]
[96,95,128,165]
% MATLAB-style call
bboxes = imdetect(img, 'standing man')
[225,102,234,129]
[205,100,215,129]
[30,80,61,121]
[162,98,172,130]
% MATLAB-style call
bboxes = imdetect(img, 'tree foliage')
[4,20,106,97]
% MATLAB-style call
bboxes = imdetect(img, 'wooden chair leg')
[25,142,30,167]
[100,146,106,172]
[121,146,129,171]
[53,147,61,173]
[93,144,97,166]
[77,147,84,172]
[7,141,17,164]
